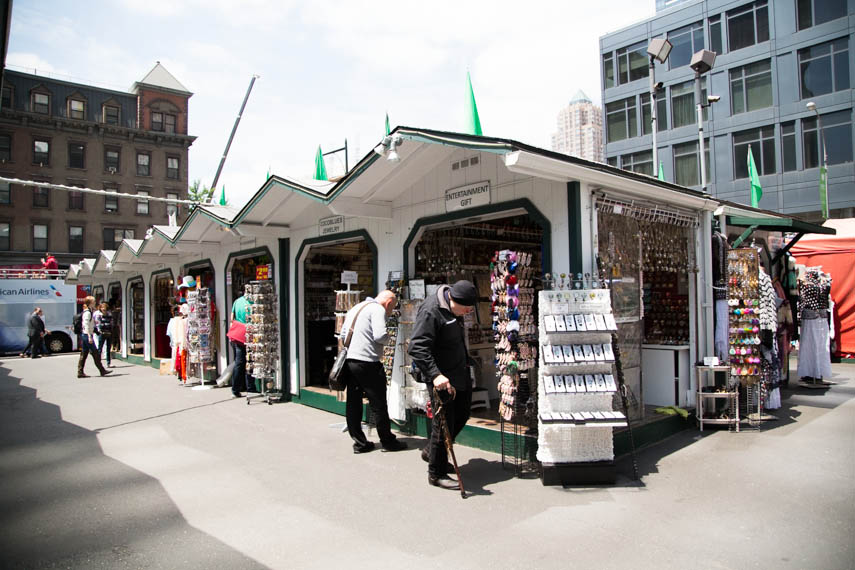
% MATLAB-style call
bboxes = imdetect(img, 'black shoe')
[428,475,460,490]
[77,373,89,378]
[421,447,455,474]
[232,393,242,399]
[381,440,408,452]
[100,370,113,376]
[353,441,376,454]
[31,356,41,359]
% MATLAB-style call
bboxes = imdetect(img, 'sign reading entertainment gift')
[445,181,491,213]
[319,215,344,236]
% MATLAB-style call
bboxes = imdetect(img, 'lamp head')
[647,38,673,64]
[806,101,817,112]
[690,49,716,75]
[386,148,400,163]
[707,95,721,103]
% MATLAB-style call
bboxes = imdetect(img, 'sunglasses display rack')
[184,287,213,386]
[245,280,280,405]
[536,288,625,485]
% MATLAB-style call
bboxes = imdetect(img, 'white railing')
[0,268,68,279]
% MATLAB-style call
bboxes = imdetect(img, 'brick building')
[0,62,195,267]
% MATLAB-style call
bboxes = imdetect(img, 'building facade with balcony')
[599,0,853,219]
[0,62,195,267]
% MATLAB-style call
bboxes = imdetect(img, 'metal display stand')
[186,287,214,391]
[696,365,739,432]
[245,280,280,405]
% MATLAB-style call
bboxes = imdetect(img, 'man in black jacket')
[408,280,477,490]
[26,307,46,359]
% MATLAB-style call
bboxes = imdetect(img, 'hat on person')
[177,275,197,290]
[449,280,478,306]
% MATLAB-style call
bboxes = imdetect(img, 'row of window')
[2,86,178,133]
[0,181,181,217]
[607,109,854,186]
[605,36,849,144]
[0,135,181,179]
[0,223,137,253]
[604,0,848,89]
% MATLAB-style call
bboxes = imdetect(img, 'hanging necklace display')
[185,287,213,388]
[727,247,764,426]
[245,280,280,405]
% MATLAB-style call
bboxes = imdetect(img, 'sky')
[7,0,655,206]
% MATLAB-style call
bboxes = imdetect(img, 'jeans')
[427,388,471,478]
[344,359,397,449]
[78,335,107,375]
[97,335,112,365]
[231,341,255,395]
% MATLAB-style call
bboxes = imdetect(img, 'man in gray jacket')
[341,290,407,454]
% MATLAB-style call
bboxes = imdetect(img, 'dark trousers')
[25,334,41,357]
[97,335,112,365]
[78,336,107,375]
[231,341,255,395]
[345,359,396,449]
[427,389,472,478]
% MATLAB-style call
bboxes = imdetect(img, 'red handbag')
[226,320,247,344]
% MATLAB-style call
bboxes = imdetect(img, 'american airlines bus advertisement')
[0,280,78,353]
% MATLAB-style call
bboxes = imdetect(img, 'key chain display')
[245,280,280,403]
[185,287,213,381]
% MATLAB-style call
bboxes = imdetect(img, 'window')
[727,1,769,52]
[603,53,615,89]
[69,99,85,120]
[709,15,723,54]
[674,140,710,187]
[1,86,11,109]
[104,105,120,125]
[0,181,10,204]
[32,92,49,114]
[799,38,849,99]
[733,126,776,179]
[167,156,179,179]
[616,42,648,85]
[606,97,637,142]
[33,187,49,208]
[641,93,668,135]
[103,228,134,250]
[105,147,120,172]
[671,78,707,129]
[33,139,49,165]
[166,192,179,218]
[606,156,618,167]
[0,222,9,250]
[621,150,654,176]
[69,226,83,253]
[782,122,797,172]
[798,0,847,30]
[164,114,176,134]
[136,152,150,176]
[104,185,119,213]
[68,188,84,210]
[33,224,48,252]
[803,110,854,168]
[136,190,149,215]
[68,143,85,169]
[668,22,705,70]
[0,134,10,161]
[151,112,163,132]
[730,59,772,114]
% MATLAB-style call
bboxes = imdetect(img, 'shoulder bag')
[328,302,372,391]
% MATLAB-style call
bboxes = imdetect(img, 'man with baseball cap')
[408,279,478,490]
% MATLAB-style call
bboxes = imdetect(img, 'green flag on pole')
[657,162,665,181]
[218,184,227,206]
[266,167,271,181]
[466,71,482,136]
[385,113,391,136]
[748,145,762,208]
[819,164,829,219]
[313,145,328,181]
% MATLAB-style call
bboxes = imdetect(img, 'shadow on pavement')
[0,363,268,569]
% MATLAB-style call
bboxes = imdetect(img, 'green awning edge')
[726,216,836,236]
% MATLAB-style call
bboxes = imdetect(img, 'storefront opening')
[152,272,174,359]
[129,280,144,355]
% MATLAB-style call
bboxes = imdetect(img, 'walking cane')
[433,388,466,498]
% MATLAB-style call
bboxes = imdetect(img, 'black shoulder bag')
[328,302,371,391]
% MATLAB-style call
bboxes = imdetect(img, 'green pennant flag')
[313,145,328,181]
[657,161,665,181]
[218,184,227,206]
[385,113,391,136]
[748,145,762,208]
[266,167,271,181]
[819,164,828,219]
[466,71,482,136]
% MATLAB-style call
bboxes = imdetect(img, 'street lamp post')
[647,38,673,175]
[807,101,829,218]
[690,50,717,192]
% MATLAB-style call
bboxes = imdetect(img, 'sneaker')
[353,441,376,454]
[381,440,408,452]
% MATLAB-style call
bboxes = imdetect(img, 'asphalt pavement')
[0,354,853,569]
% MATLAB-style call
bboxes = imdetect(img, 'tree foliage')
[188,179,214,203]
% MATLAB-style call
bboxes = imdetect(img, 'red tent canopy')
[790,219,855,358]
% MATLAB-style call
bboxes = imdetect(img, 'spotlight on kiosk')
[374,133,404,163]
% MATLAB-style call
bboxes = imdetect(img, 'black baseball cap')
[449,280,478,306]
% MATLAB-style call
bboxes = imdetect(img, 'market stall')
[151,270,174,359]
[128,278,144,355]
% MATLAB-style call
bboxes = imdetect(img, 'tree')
[188,179,214,203]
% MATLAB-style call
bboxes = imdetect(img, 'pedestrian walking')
[408,280,478,490]
[77,296,113,378]
[95,302,114,367]
[25,307,46,359]
[340,290,407,454]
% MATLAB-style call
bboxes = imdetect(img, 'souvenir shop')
[182,260,219,371]
[128,278,145,355]
[227,249,273,306]
[108,281,123,353]
[151,270,174,359]
[92,285,104,304]
[300,233,376,388]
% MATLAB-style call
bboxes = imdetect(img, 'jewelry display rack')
[245,280,280,405]
[185,287,214,390]
[536,281,625,485]
[727,247,763,428]
[382,274,405,385]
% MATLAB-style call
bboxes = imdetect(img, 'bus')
[0,278,79,354]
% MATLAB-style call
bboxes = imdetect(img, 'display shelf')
[696,365,739,432]
[245,280,280,405]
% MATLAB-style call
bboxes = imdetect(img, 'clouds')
[7,0,653,204]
